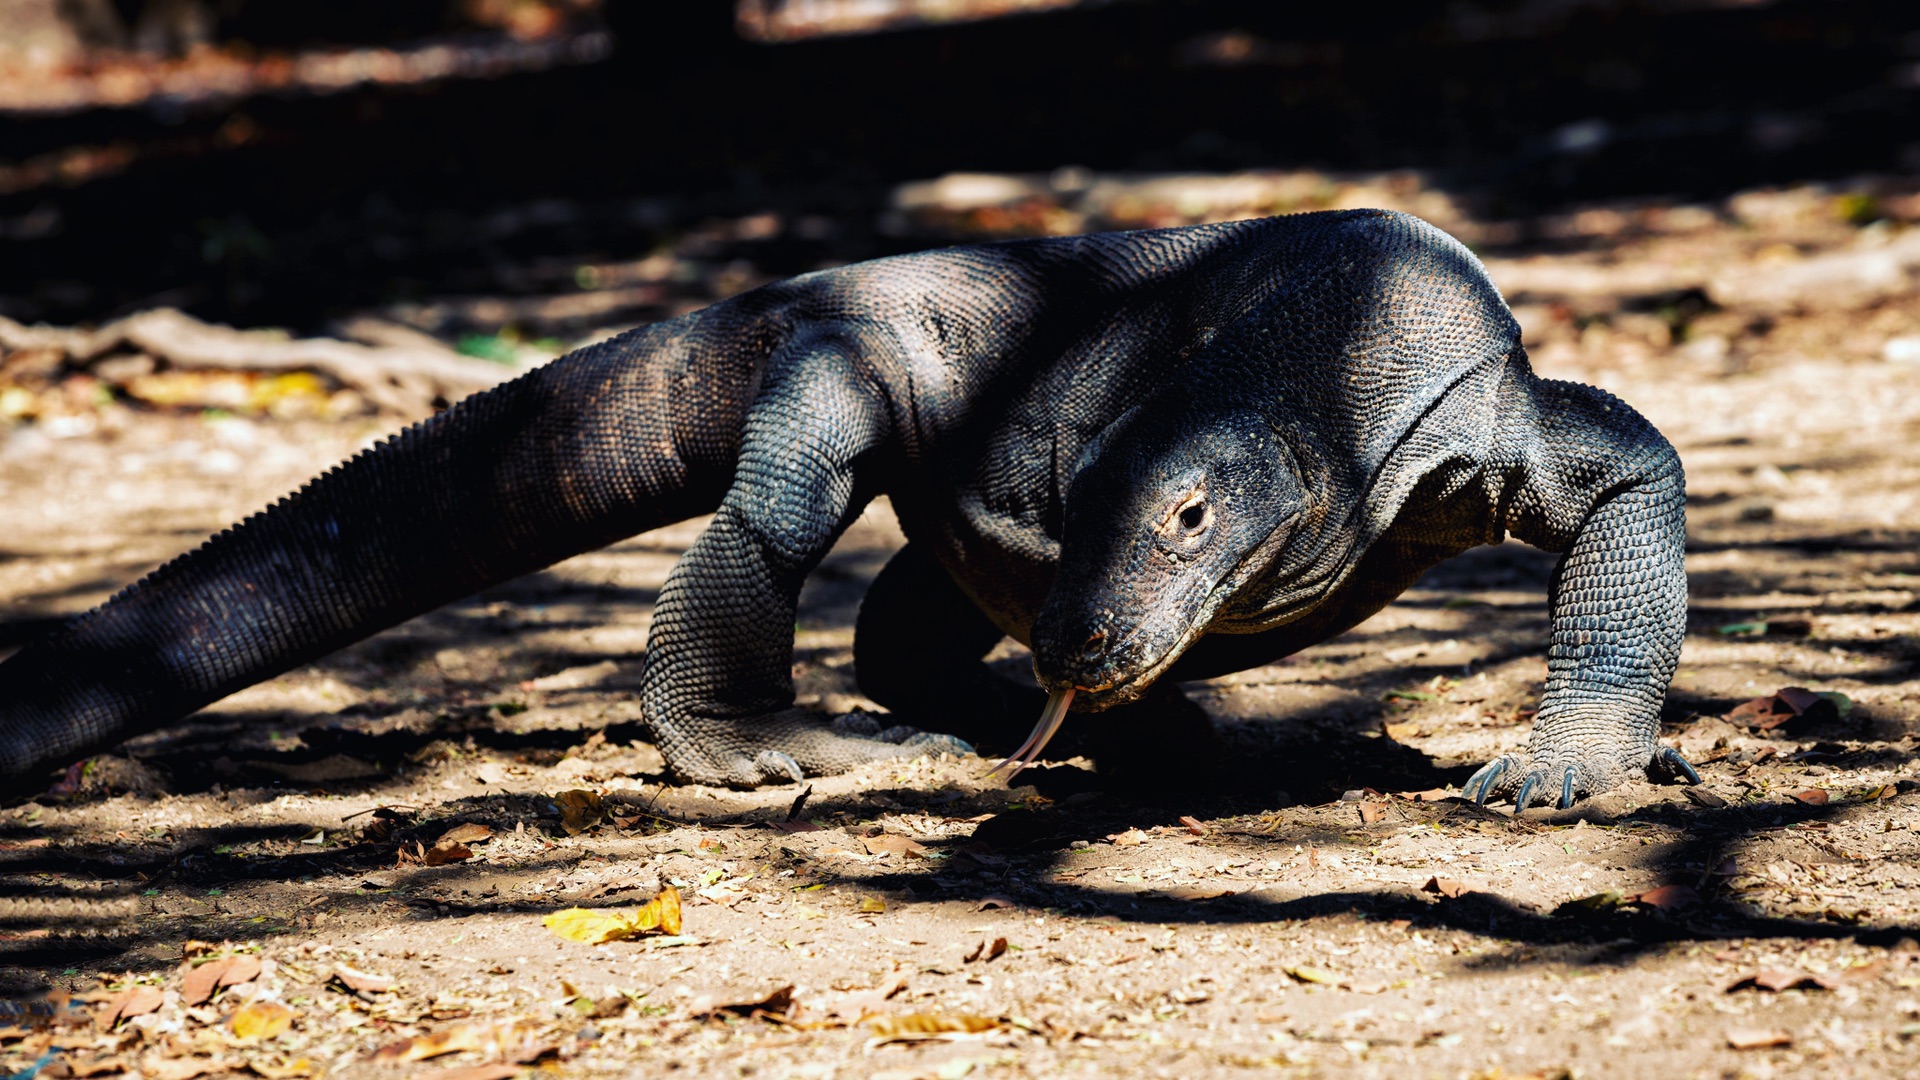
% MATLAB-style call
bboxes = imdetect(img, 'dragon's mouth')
[996,623,1206,783]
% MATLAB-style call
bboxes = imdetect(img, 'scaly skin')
[0,210,1695,807]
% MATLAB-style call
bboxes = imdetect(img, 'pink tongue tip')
[986,686,1076,782]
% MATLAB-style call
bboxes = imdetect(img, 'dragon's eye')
[1179,502,1207,531]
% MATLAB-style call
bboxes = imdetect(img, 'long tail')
[0,312,757,788]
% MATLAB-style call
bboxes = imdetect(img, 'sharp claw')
[756,750,805,784]
[1661,746,1703,785]
[1560,767,1576,810]
[1513,775,1539,814]
[1470,759,1507,805]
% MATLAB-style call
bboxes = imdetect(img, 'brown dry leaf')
[1726,1027,1793,1050]
[1787,788,1830,806]
[1177,815,1209,835]
[985,937,1008,962]
[229,1000,294,1042]
[437,823,495,846]
[769,820,823,833]
[181,954,264,1007]
[1422,877,1473,899]
[370,1020,496,1063]
[1108,828,1149,846]
[554,789,605,836]
[246,1056,315,1078]
[97,985,164,1031]
[860,834,927,858]
[1396,788,1452,802]
[1684,787,1729,808]
[330,965,394,995]
[1357,800,1389,824]
[976,895,1018,910]
[1727,694,1797,730]
[797,974,908,1028]
[866,1013,1001,1044]
[1383,720,1422,742]
[1625,884,1701,910]
[691,984,795,1020]
[423,840,474,866]
[1727,969,1834,993]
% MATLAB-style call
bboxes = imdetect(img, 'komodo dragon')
[0,209,1700,811]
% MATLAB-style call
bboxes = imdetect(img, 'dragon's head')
[1029,404,1308,711]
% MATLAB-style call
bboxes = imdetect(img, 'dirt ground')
[3,172,1920,1079]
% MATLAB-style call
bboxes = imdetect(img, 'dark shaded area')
[3,0,1918,326]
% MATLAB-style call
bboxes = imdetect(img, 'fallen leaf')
[1787,788,1829,806]
[1625,884,1701,910]
[1683,788,1728,808]
[1421,877,1473,899]
[543,885,683,944]
[1383,720,1423,742]
[1284,965,1340,986]
[1726,969,1836,993]
[329,965,394,995]
[1108,828,1149,847]
[96,985,163,1031]
[229,1000,294,1042]
[371,1020,496,1062]
[181,954,264,1006]
[423,840,473,866]
[861,834,927,858]
[985,937,1008,962]
[1726,1027,1793,1050]
[147,1058,224,1080]
[437,823,494,846]
[1555,891,1625,915]
[856,897,887,915]
[866,1013,1000,1044]
[1177,815,1209,835]
[554,789,605,836]
[690,984,795,1020]
[1396,788,1452,802]
[976,895,1017,911]
[245,1056,315,1079]
[768,821,823,833]
[1357,800,1389,824]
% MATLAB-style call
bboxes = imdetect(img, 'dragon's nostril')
[1080,630,1108,661]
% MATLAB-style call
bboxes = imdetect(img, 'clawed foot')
[1462,745,1700,813]
[668,709,976,788]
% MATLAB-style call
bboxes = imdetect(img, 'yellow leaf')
[857,896,887,914]
[543,886,682,944]
[1285,965,1340,986]
[544,907,646,944]
[229,999,294,1042]
[867,1013,1000,1043]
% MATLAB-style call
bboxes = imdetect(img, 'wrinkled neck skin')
[1029,397,1334,709]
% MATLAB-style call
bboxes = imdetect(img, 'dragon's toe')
[1464,743,1701,814]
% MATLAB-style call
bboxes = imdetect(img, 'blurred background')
[0,0,1918,420]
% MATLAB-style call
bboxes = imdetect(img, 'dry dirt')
[3,175,1920,1080]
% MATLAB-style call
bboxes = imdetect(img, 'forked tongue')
[986,686,1075,782]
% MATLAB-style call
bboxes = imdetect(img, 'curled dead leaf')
[181,954,263,1007]
[330,964,395,995]
[1421,877,1473,899]
[860,833,927,858]
[1357,800,1389,824]
[1284,965,1340,986]
[97,984,164,1031]
[1108,828,1149,846]
[1787,788,1829,806]
[437,823,495,846]
[1725,969,1836,994]
[423,840,473,866]
[554,789,605,836]
[691,984,795,1020]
